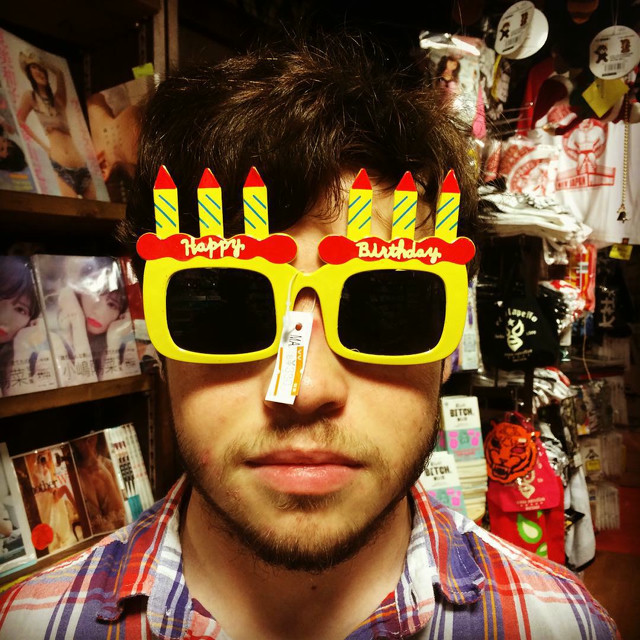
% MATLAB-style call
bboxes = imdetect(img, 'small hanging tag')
[265,311,313,405]
[609,241,633,261]
[582,78,629,117]
[616,204,628,223]
[132,62,155,78]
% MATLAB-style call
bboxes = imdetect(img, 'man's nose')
[264,290,348,418]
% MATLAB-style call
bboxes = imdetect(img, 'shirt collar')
[409,477,485,605]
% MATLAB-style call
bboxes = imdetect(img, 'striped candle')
[197,168,224,237]
[434,170,460,242]
[391,171,417,240]
[347,169,372,241]
[243,167,269,239]
[153,165,179,238]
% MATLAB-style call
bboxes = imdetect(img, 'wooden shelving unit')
[0,374,152,419]
[0,190,125,235]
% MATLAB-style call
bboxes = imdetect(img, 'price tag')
[609,243,633,260]
[509,8,548,60]
[132,62,155,78]
[589,26,640,80]
[582,78,629,117]
[495,1,535,57]
[265,311,313,405]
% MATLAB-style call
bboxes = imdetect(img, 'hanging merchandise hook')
[616,95,630,223]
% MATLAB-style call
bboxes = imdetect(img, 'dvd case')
[0,256,58,397]
[31,255,141,387]
[12,443,91,558]
[0,27,109,200]
[119,257,160,373]
[69,431,127,535]
[104,424,154,522]
[0,443,36,578]
[0,86,37,192]
[87,76,154,203]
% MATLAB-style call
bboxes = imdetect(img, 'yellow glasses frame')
[142,253,470,365]
[138,166,475,365]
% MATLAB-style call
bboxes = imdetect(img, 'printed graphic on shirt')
[556,120,615,190]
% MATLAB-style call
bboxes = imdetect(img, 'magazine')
[0,28,109,200]
[104,424,154,522]
[119,257,160,373]
[69,431,127,535]
[0,256,58,397]
[87,76,154,203]
[31,255,141,387]
[0,86,37,192]
[0,443,36,578]
[12,442,91,558]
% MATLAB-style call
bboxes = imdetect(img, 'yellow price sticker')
[609,243,633,260]
[132,62,155,78]
[582,78,628,118]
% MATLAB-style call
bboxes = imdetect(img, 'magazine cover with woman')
[69,431,127,535]
[0,443,36,577]
[31,255,141,387]
[0,27,108,200]
[0,256,58,397]
[12,443,91,559]
[87,75,155,203]
[0,86,37,192]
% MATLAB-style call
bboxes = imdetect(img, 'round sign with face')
[589,25,640,80]
[509,9,549,60]
[495,1,535,56]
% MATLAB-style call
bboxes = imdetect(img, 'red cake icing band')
[318,236,475,266]
[137,233,297,264]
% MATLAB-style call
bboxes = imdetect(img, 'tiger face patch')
[484,421,537,484]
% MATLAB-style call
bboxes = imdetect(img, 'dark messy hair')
[121,32,480,274]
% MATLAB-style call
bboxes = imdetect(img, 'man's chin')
[195,483,407,573]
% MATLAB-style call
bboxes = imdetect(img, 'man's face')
[168,177,446,571]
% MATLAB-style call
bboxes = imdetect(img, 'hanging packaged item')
[554,119,639,245]
[478,280,560,371]
[485,412,565,562]
[593,251,634,339]
[567,243,597,312]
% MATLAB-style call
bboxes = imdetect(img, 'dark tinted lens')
[338,270,446,356]
[166,268,276,354]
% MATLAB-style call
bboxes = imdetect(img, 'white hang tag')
[265,310,313,405]
[589,26,640,80]
[495,1,535,57]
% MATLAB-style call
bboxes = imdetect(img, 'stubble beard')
[177,412,440,574]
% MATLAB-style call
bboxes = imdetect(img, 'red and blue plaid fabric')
[0,475,618,639]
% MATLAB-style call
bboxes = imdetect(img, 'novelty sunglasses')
[136,166,475,365]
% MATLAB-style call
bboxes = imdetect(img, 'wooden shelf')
[0,191,126,236]
[0,374,153,419]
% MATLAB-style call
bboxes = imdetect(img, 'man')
[0,34,617,639]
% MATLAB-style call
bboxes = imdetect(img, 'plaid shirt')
[0,474,618,640]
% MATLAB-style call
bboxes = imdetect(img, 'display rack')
[0,1,180,586]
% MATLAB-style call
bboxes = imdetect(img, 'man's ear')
[441,356,453,384]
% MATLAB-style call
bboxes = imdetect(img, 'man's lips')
[245,450,362,495]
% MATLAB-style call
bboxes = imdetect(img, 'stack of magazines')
[0,424,154,578]
[0,254,161,398]
[0,27,154,202]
